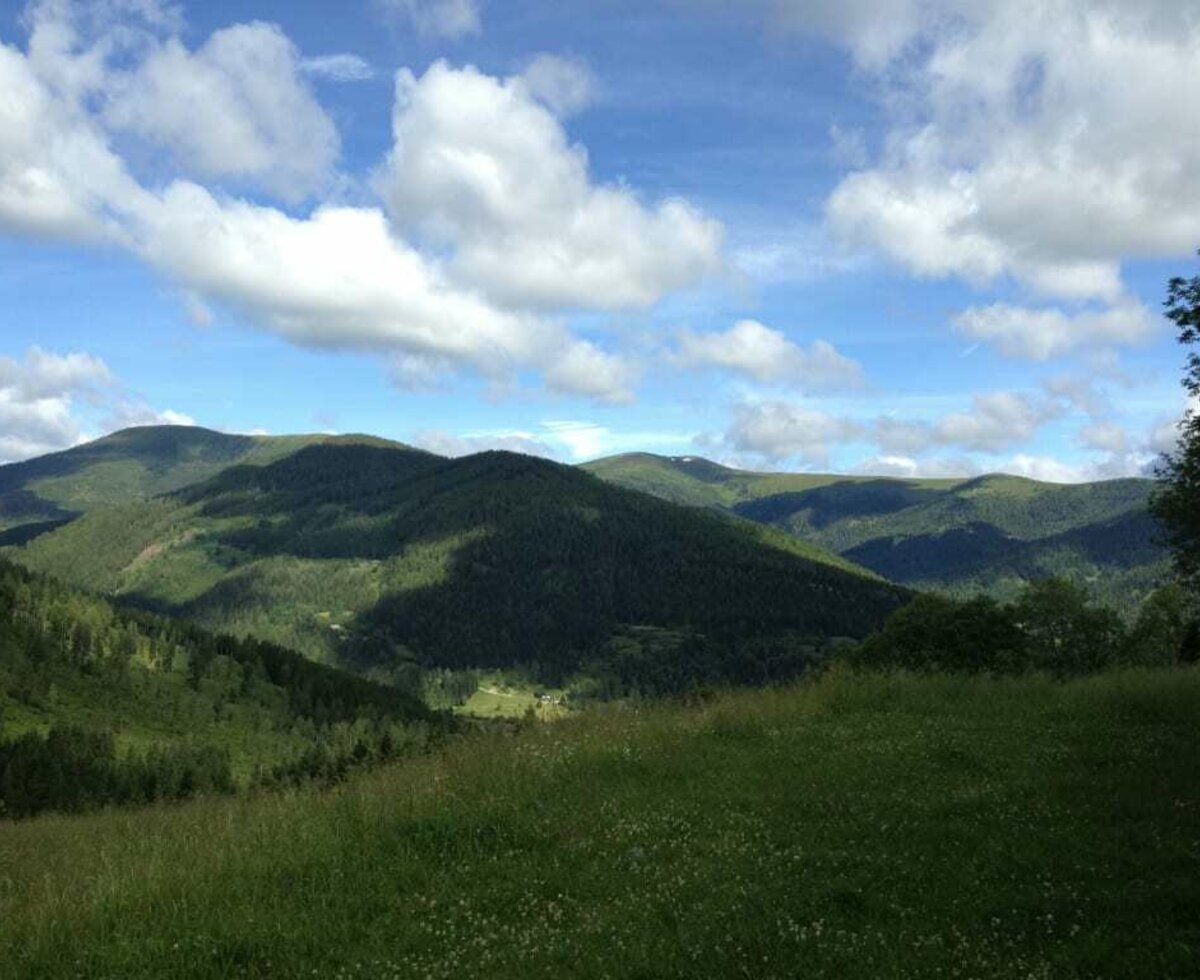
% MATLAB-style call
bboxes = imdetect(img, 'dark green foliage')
[1126,585,1195,666]
[591,454,1166,612]
[15,445,908,688]
[1152,253,1200,598]
[1011,578,1125,673]
[574,626,834,700]
[848,593,1028,673]
[328,452,905,681]
[0,726,233,819]
[849,578,1172,676]
[0,557,439,818]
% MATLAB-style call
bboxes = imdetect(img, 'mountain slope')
[0,556,437,816]
[0,425,409,538]
[585,454,1167,611]
[10,443,908,688]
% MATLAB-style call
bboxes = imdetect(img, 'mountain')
[584,454,1168,611]
[6,437,907,692]
[0,556,437,817]
[0,425,407,542]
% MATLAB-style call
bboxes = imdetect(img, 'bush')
[845,579,1165,676]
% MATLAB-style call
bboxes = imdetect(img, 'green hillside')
[0,425,407,537]
[3,667,1196,978]
[0,557,438,817]
[9,443,906,692]
[585,454,1167,611]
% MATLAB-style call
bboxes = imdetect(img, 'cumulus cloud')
[808,1,1200,301]
[101,22,340,202]
[377,0,481,39]
[721,386,1070,467]
[518,54,595,116]
[851,454,978,480]
[0,38,146,241]
[953,301,1156,360]
[300,54,375,82]
[412,429,556,459]
[16,2,340,205]
[0,347,187,463]
[378,61,722,310]
[103,401,196,431]
[0,348,111,400]
[724,401,863,465]
[0,348,112,461]
[932,391,1062,453]
[873,391,1062,456]
[1149,394,1200,455]
[543,341,640,405]
[0,2,718,405]
[675,319,863,390]
[1079,421,1129,454]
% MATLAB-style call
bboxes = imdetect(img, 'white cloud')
[953,301,1156,360]
[1079,421,1129,454]
[675,319,863,390]
[0,38,146,241]
[537,420,694,462]
[724,401,863,464]
[931,391,1061,453]
[300,53,375,82]
[0,7,693,405]
[813,1,1200,301]
[1042,374,1111,418]
[378,61,722,310]
[1149,394,1200,455]
[0,347,186,463]
[1000,451,1159,484]
[873,416,937,456]
[0,347,111,400]
[518,54,595,116]
[16,2,340,205]
[1149,416,1181,455]
[134,185,539,364]
[851,454,978,479]
[0,348,112,461]
[101,22,339,203]
[872,391,1061,455]
[103,401,196,431]
[544,341,640,405]
[413,429,556,459]
[376,0,481,39]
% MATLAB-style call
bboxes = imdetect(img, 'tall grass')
[2,667,1198,978]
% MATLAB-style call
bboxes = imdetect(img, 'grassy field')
[2,667,1198,978]
[454,676,570,720]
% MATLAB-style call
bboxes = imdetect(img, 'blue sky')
[0,0,1195,480]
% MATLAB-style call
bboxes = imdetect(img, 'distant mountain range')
[583,453,1168,612]
[0,427,905,692]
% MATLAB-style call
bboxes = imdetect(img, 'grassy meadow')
[2,667,1198,978]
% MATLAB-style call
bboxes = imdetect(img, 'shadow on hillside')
[734,480,942,528]
[844,511,1165,585]
[161,447,911,680]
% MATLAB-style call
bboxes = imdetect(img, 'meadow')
[2,666,1197,979]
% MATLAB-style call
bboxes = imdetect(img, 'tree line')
[0,557,444,819]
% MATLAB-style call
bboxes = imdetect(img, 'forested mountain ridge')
[7,441,907,692]
[0,556,439,817]
[584,454,1166,611]
[0,425,413,540]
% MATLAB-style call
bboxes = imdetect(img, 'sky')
[0,0,1197,480]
